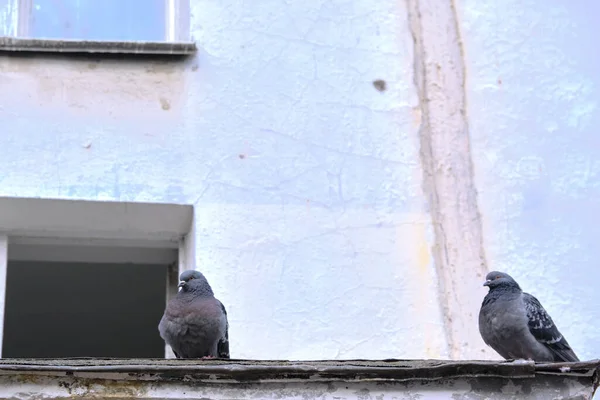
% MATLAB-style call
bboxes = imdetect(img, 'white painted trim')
[0,197,193,243]
[0,0,19,36]
[178,236,189,275]
[15,0,30,37]
[179,209,196,274]
[0,236,7,358]
[166,0,176,42]
[170,0,190,42]
[177,211,196,276]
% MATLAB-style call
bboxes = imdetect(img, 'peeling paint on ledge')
[0,358,597,399]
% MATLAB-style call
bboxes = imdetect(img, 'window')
[0,0,190,42]
[0,197,194,358]
[4,258,172,358]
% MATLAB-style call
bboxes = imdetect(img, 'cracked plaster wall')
[0,0,450,359]
[458,0,600,364]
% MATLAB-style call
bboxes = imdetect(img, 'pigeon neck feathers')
[483,279,522,307]
[484,272,522,295]
[489,280,522,295]
[180,276,215,297]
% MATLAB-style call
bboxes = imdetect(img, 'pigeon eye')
[495,275,501,279]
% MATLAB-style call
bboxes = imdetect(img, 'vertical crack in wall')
[406,0,491,359]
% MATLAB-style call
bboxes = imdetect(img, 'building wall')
[459,0,600,362]
[0,0,448,359]
[0,0,597,363]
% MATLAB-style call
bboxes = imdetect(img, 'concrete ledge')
[0,36,196,55]
[0,358,596,381]
[0,359,597,399]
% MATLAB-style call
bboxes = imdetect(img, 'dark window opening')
[3,260,167,358]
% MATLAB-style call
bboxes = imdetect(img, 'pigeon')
[158,270,230,359]
[478,271,579,362]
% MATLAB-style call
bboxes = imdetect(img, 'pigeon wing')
[216,300,230,359]
[523,293,579,362]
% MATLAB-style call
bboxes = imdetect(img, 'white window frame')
[0,236,7,358]
[0,197,195,358]
[1,0,190,42]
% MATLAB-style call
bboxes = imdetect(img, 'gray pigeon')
[479,271,579,362]
[158,270,230,359]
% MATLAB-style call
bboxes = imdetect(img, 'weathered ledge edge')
[0,358,597,384]
[0,36,197,55]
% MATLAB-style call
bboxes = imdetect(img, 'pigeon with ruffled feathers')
[479,271,579,362]
[159,270,229,359]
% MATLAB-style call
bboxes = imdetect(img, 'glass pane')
[29,0,166,41]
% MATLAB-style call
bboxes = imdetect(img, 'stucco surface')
[459,0,600,363]
[0,0,449,359]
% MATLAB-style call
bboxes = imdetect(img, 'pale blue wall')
[2,0,595,365]
[0,0,448,359]
[461,0,600,362]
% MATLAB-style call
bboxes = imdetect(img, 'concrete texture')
[458,0,600,364]
[0,359,596,400]
[0,0,449,360]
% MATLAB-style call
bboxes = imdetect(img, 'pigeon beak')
[178,281,186,288]
[483,280,492,287]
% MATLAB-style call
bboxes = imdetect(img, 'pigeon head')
[483,271,521,290]
[178,270,214,296]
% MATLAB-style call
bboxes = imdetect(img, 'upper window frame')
[0,0,195,55]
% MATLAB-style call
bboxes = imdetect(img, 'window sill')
[0,37,197,55]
